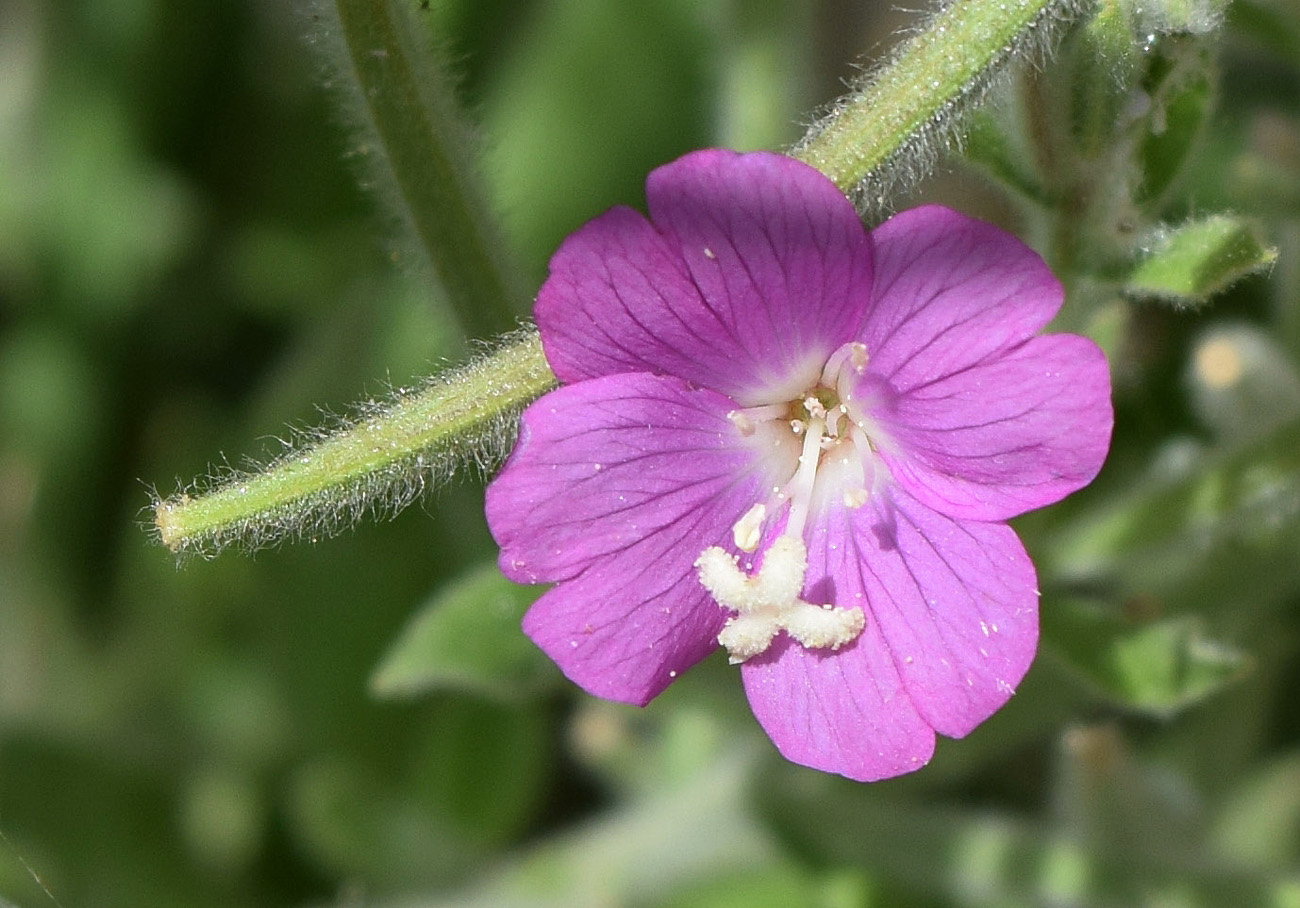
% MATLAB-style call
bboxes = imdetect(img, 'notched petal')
[538,150,872,404]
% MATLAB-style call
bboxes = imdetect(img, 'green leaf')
[1136,40,1216,206]
[1230,0,1300,69]
[757,758,1284,908]
[1044,604,1249,716]
[286,757,481,889]
[400,748,774,908]
[370,562,558,701]
[1125,215,1277,304]
[662,865,864,908]
[1108,618,1248,710]
[963,109,1048,203]
[1047,417,1300,625]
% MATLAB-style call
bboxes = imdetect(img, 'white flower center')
[696,341,881,663]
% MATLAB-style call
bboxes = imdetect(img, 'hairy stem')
[795,0,1090,208]
[330,0,525,338]
[154,331,553,555]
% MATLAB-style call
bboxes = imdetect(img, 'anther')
[727,410,755,436]
[820,340,870,386]
[849,343,869,373]
[731,503,767,552]
[842,487,869,509]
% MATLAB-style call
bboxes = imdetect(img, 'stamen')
[730,403,789,426]
[782,600,866,651]
[717,613,779,663]
[825,404,847,438]
[727,410,755,435]
[697,340,885,664]
[696,548,764,612]
[850,428,877,492]
[731,503,767,552]
[820,341,869,387]
[849,343,869,373]
[784,416,826,540]
[804,395,827,419]
[842,487,869,509]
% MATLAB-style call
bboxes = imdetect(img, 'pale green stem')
[155,0,1090,556]
[795,0,1089,205]
[331,0,526,339]
[155,332,553,554]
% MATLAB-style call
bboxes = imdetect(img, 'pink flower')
[486,150,1112,781]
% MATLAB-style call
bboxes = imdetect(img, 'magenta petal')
[741,629,937,782]
[535,207,726,388]
[487,372,769,582]
[876,334,1114,521]
[520,550,726,707]
[486,372,773,705]
[861,206,1064,394]
[838,486,1038,739]
[536,150,871,404]
[743,485,1038,780]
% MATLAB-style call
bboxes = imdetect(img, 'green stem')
[155,331,554,554]
[795,0,1088,204]
[332,0,525,339]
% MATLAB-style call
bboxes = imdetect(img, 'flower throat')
[695,341,877,663]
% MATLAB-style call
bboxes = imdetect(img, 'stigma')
[696,537,865,664]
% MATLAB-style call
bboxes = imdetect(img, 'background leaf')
[1126,215,1277,304]
[370,562,558,701]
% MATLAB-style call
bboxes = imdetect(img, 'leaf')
[661,865,849,908]
[1048,417,1300,620]
[412,697,553,846]
[378,747,775,908]
[285,757,482,889]
[1134,37,1216,208]
[1044,603,1249,716]
[757,758,1284,908]
[370,562,558,701]
[1126,215,1276,305]
[963,109,1048,203]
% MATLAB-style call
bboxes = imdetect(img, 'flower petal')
[486,372,776,705]
[842,486,1039,739]
[860,206,1064,394]
[537,150,872,405]
[742,484,1038,780]
[741,629,937,782]
[874,334,1113,520]
[520,551,726,706]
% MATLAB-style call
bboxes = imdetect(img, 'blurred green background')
[3,0,1300,906]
